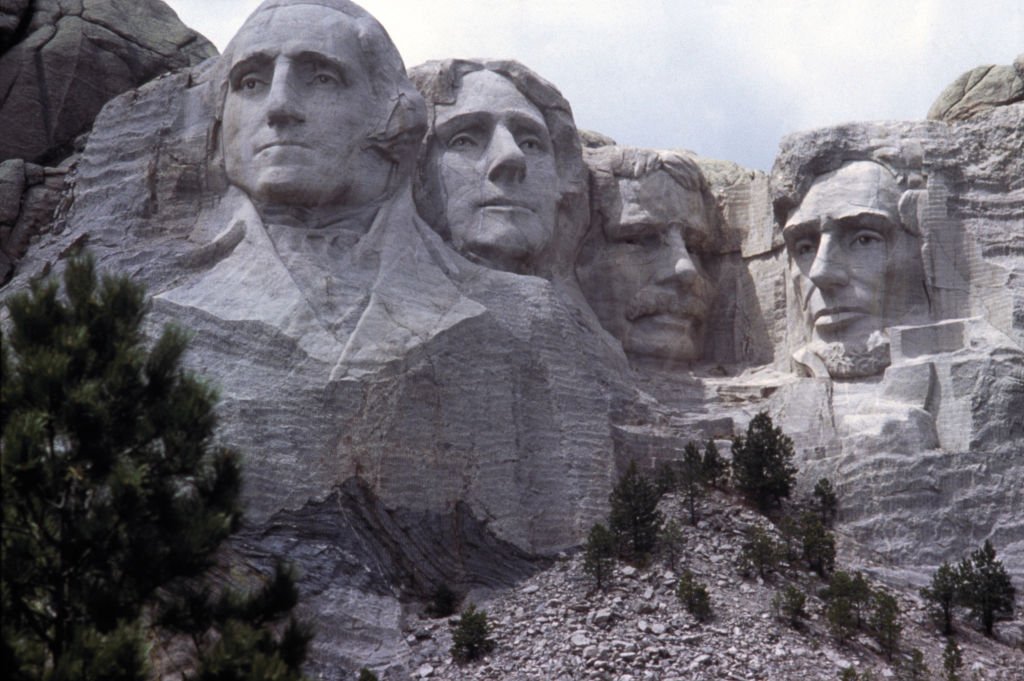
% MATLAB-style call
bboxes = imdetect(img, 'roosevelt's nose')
[485,125,526,183]
[808,231,849,290]
[656,229,699,286]
[265,61,305,127]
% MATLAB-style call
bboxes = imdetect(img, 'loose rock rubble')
[400,491,1024,681]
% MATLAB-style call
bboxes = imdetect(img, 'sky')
[162,0,1022,171]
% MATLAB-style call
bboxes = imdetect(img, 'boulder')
[0,0,216,164]
[927,54,1024,122]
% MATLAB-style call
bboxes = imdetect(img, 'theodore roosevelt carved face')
[577,147,715,363]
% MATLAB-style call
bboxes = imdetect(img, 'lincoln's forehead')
[787,161,900,229]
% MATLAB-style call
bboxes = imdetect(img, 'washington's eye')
[851,231,884,249]
[240,76,262,90]
[794,238,817,257]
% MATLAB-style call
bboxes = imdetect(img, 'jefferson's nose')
[485,125,526,183]
[808,232,849,290]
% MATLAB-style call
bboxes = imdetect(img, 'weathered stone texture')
[0,0,216,164]
[927,54,1024,122]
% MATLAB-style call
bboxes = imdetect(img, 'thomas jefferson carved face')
[784,161,912,348]
[430,70,560,270]
[577,154,714,363]
[220,4,391,211]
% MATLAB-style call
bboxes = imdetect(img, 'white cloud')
[162,0,1023,170]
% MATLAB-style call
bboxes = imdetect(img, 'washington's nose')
[808,232,849,289]
[265,63,304,127]
[486,125,526,183]
[657,230,699,286]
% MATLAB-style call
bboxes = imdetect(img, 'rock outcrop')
[0,0,215,164]
[2,2,1022,678]
[928,54,1024,122]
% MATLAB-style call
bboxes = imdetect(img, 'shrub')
[450,605,496,663]
[738,526,781,580]
[677,569,712,622]
[426,584,459,618]
[773,585,807,628]
[942,638,962,681]
[583,523,616,591]
[609,461,663,560]
[358,668,379,681]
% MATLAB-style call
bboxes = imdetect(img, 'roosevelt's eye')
[793,238,817,258]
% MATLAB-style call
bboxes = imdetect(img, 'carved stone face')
[577,168,714,362]
[784,161,911,350]
[431,70,560,269]
[221,4,390,210]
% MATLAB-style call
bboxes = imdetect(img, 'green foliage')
[701,439,727,489]
[920,561,963,635]
[653,460,677,496]
[450,605,495,663]
[730,412,797,512]
[957,540,1016,636]
[0,256,310,680]
[868,589,902,660]
[357,669,378,681]
[823,571,872,644]
[426,584,459,618]
[839,669,858,681]
[772,585,807,629]
[738,525,781,580]
[679,442,704,525]
[899,648,929,681]
[583,523,616,591]
[609,461,663,560]
[658,519,684,570]
[799,511,836,577]
[676,569,712,622]
[942,638,963,681]
[812,477,839,525]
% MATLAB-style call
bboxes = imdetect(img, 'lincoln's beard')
[803,334,891,379]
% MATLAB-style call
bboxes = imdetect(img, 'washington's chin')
[623,315,702,362]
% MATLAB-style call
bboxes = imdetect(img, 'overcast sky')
[162,0,1022,171]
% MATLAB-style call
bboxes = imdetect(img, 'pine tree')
[812,477,839,525]
[701,439,727,489]
[799,511,836,577]
[658,519,684,570]
[738,525,781,580]
[730,412,797,512]
[920,561,962,635]
[678,441,704,525]
[957,540,1016,636]
[868,589,902,660]
[1,255,310,680]
[450,605,495,663]
[772,585,807,628]
[608,461,663,561]
[676,569,712,622]
[583,523,616,591]
[941,638,963,681]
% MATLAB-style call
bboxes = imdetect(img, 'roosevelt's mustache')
[625,285,710,322]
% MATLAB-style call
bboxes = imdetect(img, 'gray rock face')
[0,0,215,164]
[3,5,1023,678]
[927,54,1024,122]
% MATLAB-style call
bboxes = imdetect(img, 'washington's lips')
[811,306,872,329]
[478,196,532,210]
